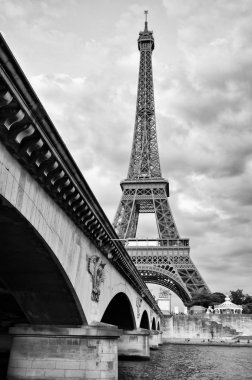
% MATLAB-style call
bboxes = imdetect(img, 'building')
[214,295,243,314]
[157,288,171,314]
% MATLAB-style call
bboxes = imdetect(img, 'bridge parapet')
[0,34,161,317]
[126,238,190,248]
[126,239,190,261]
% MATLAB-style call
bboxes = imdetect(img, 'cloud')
[1,0,252,295]
[158,0,252,294]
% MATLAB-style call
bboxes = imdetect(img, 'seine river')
[118,344,252,379]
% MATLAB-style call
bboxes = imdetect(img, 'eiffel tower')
[113,12,210,303]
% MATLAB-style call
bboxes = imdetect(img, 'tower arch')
[142,267,191,303]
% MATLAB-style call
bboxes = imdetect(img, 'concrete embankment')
[163,337,252,347]
[161,314,252,340]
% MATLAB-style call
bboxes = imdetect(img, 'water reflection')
[118,344,252,379]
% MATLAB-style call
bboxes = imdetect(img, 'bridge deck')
[0,33,162,322]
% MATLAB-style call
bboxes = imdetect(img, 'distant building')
[189,305,206,314]
[157,288,171,314]
[214,295,243,314]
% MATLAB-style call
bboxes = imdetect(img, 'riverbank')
[161,314,252,341]
[163,336,252,347]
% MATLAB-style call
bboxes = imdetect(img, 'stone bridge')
[0,35,162,380]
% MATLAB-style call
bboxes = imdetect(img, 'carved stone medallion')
[136,295,143,318]
[150,308,153,319]
[88,255,106,302]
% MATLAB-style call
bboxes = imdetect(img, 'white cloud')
[2,0,252,295]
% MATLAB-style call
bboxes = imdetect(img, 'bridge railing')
[124,238,190,247]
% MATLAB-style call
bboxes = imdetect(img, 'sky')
[1,0,252,298]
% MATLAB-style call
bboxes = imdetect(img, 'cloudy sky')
[1,0,252,298]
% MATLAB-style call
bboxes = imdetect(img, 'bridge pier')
[0,333,12,378]
[158,331,163,345]
[118,329,150,360]
[7,324,121,380]
[149,330,159,350]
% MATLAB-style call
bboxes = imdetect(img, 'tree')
[230,289,245,305]
[186,289,252,313]
[186,291,225,309]
[185,291,211,308]
[243,295,252,305]
[229,290,252,313]
[210,292,225,305]
[243,303,252,314]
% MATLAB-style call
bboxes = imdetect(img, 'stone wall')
[0,335,12,379]
[7,325,120,380]
[161,314,252,340]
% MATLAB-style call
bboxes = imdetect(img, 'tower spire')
[129,12,158,179]
[144,10,148,31]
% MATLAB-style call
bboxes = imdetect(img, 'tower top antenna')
[144,10,148,31]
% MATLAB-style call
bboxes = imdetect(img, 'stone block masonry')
[149,331,159,350]
[0,334,12,379]
[161,314,252,340]
[7,324,121,380]
[118,329,150,360]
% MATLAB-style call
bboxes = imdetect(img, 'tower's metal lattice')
[113,14,210,302]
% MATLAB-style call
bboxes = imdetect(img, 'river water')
[118,344,252,379]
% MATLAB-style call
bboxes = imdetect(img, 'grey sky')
[1,0,252,296]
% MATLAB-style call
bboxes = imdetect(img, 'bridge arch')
[151,317,156,330]
[0,195,86,327]
[101,292,136,330]
[139,310,150,330]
